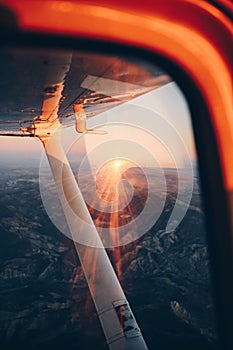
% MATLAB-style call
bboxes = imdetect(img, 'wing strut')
[43,131,148,350]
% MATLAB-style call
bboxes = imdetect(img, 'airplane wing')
[0,48,172,137]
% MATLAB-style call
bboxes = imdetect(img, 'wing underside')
[0,48,171,137]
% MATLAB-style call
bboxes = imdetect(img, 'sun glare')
[111,159,131,173]
[95,158,133,202]
[114,161,121,168]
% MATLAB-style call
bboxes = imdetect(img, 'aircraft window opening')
[0,47,218,350]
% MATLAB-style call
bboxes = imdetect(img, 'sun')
[95,158,132,202]
[111,159,131,173]
[114,160,122,168]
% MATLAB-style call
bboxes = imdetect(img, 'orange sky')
[0,137,43,153]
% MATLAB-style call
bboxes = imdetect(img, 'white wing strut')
[44,131,148,350]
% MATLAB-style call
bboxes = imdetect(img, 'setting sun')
[95,158,133,202]
[114,160,121,168]
[113,159,128,170]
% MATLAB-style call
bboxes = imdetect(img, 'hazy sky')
[65,82,196,169]
[0,136,43,167]
[0,82,196,169]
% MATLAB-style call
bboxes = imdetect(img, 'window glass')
[0,48,218,349]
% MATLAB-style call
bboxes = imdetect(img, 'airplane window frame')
[0,1,232,348]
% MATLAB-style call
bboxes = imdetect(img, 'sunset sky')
[0,82,196,169]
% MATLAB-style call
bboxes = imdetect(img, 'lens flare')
[40,104,194,249]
